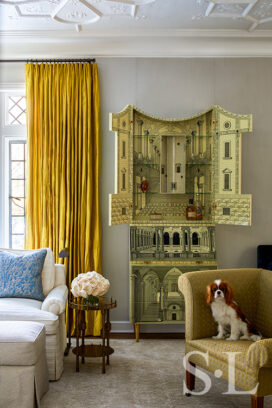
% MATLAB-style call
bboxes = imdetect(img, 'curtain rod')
[0,58,96,64]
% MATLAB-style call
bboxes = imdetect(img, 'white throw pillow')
[0,248,55,296]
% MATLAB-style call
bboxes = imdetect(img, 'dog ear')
[224,282,234,305]
[206,284,213,304]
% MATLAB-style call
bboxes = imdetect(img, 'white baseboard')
[111,320,185,333]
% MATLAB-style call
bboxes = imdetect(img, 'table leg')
[102,309,106,374]
[106,309,110,365]
[75,308,80,372]
[81,311,86,364]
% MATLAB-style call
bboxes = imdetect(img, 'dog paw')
[240,335,250,340]
[212,335,224,339]
[250,335,262,342]
[226,336,239,341]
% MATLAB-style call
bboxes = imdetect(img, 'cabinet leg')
[251,396,264,408]
[135,324,140,342]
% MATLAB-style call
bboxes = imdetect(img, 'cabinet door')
[213,194,252,226]
[109,193,133,226]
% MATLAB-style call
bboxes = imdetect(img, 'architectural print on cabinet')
[109,105,252,340]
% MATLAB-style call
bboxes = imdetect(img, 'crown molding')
[1,29,272,58]
[0,83,25,91]
[2,28,272,39]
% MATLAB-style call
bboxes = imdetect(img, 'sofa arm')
[246,339,272,369]
[55,264,66,286]
[41,285,68,315]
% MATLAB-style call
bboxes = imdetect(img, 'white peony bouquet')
[71,271,110,304]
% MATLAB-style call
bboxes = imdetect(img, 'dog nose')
[216,290,221,295]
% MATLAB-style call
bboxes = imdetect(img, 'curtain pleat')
[25,62,102,336]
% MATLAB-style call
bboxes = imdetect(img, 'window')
[171,283,178,292]
[121,168,126,191]
[176,163,181,173]
[7,96,26,125]
[122,141,126,158]
[9,141,27,249]
[224,142,231,158]
[224,173,230,190]
[223,169,232,191]
[122,173,126,190]
[223,207,231,216]
[224,120,231,130]
[192,232,199,246]
[163,232,170,245]
[0,91,26,249]
[173,232,180,246]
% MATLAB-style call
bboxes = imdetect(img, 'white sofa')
[0,248,68,381]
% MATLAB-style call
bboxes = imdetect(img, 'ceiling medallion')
[194,0,272,31]
[1,0,156,31]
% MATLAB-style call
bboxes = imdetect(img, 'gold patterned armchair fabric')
[178,268,272,408]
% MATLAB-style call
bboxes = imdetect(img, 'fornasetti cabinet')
[109,105,252,341]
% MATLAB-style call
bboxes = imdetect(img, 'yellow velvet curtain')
[25,62,102,336]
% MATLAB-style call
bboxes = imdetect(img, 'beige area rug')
[41,339,272,408]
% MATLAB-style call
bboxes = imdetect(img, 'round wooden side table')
[68,297,117,374]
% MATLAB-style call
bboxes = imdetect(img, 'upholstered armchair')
[178,268,272,408]
[0,248,68,381]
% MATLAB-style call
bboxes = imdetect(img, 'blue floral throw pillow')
[0,249,47,301]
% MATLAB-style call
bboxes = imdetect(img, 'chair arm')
[246,339,272,369]
[54,264,66,286]
[41,285,68,315]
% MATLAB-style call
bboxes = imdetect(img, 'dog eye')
[221,288,225,292]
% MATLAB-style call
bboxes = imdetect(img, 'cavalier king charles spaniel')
[206,279,261,341]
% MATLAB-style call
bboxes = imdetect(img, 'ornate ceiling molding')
[0,0,156,31]
[195,0,272,32]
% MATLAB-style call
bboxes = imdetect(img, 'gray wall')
[99,58,272,325]
[1,58,272,328]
